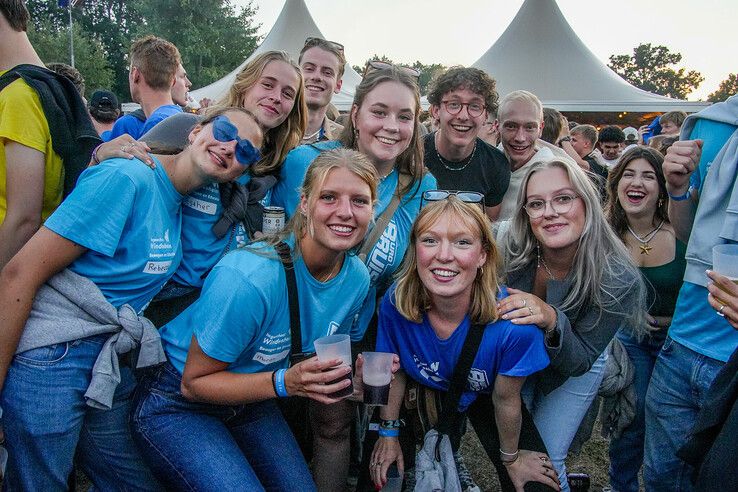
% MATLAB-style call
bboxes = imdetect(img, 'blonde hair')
[256,148,379,258]
[208,51,307,177]
[498,90,543,122]
[394,197,500,324]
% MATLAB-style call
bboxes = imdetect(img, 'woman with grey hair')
[495,158,646,492]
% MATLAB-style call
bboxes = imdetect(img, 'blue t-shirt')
[172,174,251,288]
[269,141,437,339]
[106,113,145,141]
[140,104,183,136]
[670,118,738,362]
[44,156,184,312]
[376,286,549,412]
[160,239,370,375]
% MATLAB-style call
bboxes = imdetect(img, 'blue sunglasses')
[211,115,261,166]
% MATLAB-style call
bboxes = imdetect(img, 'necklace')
[435,133,477,171]
[627,220,664,255]
[301,127,321,142]
[537,244,564,281]
[316,255,342,282]
[378,167,396,181]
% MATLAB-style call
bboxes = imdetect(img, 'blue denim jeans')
[131,361,316,491]
[0,334,160,491]
[644,336,724,491]
[608,329,665,492]
[523,351,608,492]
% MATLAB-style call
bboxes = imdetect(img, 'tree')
[708,73,738,102]
[27,19,114,98]
[608,43,704,99]
[135,0,261,89]
[352,56,447,95]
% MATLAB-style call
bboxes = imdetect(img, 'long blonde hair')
[208,51,307,177]
[394,197,500,324]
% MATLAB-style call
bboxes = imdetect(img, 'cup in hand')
[362,351,393,405]
[313,334,353,398]
[712,245,738,295]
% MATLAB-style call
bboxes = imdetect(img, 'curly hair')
[427,66,498,116]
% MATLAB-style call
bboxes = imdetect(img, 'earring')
[658,198,664,207]
[353,128,359,139]
[477,266,484,278]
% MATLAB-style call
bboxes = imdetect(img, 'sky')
[233,0,737,101]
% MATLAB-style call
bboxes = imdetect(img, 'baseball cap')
[89,90,119,111]
[623,126,638,142]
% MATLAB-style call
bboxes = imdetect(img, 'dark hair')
[339,67,425,197]
[605,146,669,239]
[129,35,181,91]
[427,66,498,116]
[0,0,29,32]
[598,125,625,144]
[46,62,85,96]
[541,107,563,144]
[299,37,346,80]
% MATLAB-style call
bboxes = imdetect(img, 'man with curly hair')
[424,67,510,220]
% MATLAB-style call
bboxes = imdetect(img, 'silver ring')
[718,305,726,317]
[522,299,527,308]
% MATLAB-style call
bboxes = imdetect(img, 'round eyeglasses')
[523,194,580,218]
[440,100,486,118]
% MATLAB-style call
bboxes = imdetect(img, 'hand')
[497,288,557,331]
[350,353,401,402]
[198,97,212,112]
[370,434,404,489]
[93,135,154,168]
[505,451,560,492]
[638,125,649,144]
[707,270,738,330]
[662,140,703,195]
[284,356,353,404]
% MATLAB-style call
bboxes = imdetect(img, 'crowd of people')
[1,1,737,491]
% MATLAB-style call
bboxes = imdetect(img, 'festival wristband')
[380,419,405,429]
[668,187,692,201]
[378,428,400,438]
[273,369,289,398]
[91,143,104,165]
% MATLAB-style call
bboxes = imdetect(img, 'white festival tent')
[472,0,710,112]
[189,0,361,111]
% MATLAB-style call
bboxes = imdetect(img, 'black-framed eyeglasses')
[441,100,486,118]
[363,60,420,80]
[303,37,344,54]
[421,190,484,209]
[523,194,580,218]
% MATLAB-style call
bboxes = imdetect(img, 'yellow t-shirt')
[0,71,64,223]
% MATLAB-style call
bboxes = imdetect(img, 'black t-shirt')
[424,133,511,207]
[584,153,608,203]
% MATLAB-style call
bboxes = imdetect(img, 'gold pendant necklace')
[627,220,664,255]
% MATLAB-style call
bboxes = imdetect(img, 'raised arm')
[0,227,86,392]
[663,139,702,243]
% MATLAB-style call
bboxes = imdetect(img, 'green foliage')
[353,55,447,95]
[708,73,738,102]
[608,43,704,99]
[27,20,114,98]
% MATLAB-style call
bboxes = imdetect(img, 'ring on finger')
[522,299,527,308]
[528,306,534,316]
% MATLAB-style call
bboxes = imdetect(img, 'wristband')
[380,419,405,429]
[500,448,520,465]
[378,428,400,438]
[668,187,692,201]
[273,369,289,398]
[91,143,104,165]
[557,136,571,146]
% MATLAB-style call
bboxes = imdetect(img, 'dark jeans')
[356,392,556,492]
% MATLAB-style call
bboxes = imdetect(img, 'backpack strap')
[130,108,146,122]
[274,242,307,363]
[358,173,412,262]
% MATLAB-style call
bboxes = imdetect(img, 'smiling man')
[424,67,510,220]
[298,37,345,144]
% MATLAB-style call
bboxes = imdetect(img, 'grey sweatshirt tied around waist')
[16,268,166,410]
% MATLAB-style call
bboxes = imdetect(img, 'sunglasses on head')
[421,190,484,209]
[211,116,261,167]
[303,37,345,54]
[363,60,420,80]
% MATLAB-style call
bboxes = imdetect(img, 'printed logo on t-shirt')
[366,220,398,283]
[327,321,340,336]
[253,332,291,365]
[414,355,445,383]
[144,228,176,274]
[467,368,489,392]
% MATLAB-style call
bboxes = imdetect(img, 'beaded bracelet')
[378,428,400,438]
[273,369,289,398]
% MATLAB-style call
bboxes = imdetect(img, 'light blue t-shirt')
[172,174,251,288]
[140,104,183,136]
[106,113,145,141]
[269,141,437,339]
[376,285,549,412]
[160,240,370,375]
[44,156,184,312]
[669,118,738,362]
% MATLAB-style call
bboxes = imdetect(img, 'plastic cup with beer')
[313,334,353,398]
[361,351,394,405]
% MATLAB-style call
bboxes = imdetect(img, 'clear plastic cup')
[362,351,393,405]
[313,334,353,398]
[713,244,738,280]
